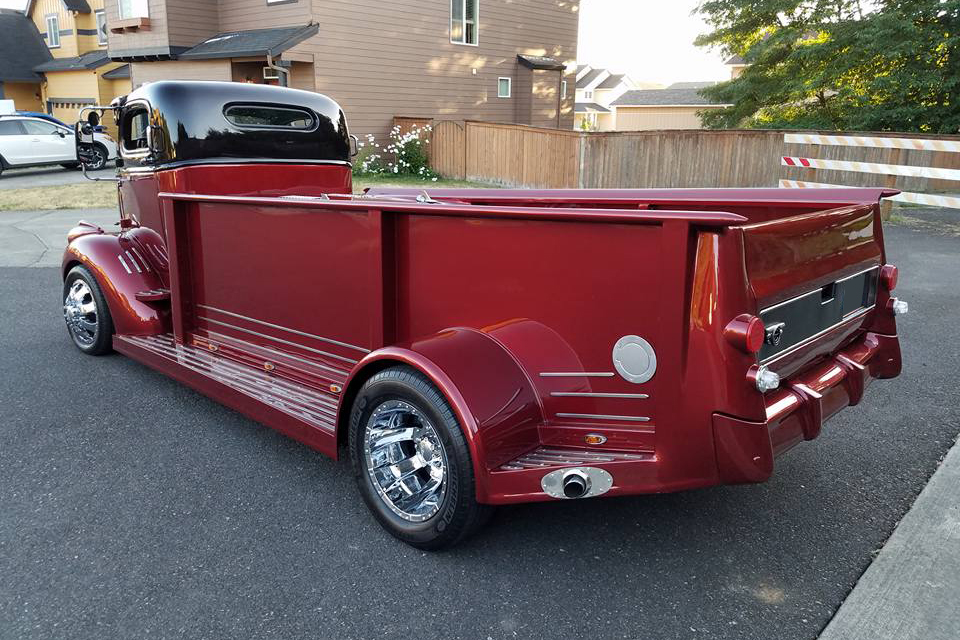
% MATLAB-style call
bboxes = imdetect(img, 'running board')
[113,333,339,458]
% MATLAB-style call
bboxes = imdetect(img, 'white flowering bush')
[352,125,438,181]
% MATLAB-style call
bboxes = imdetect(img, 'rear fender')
[339,327,543,503]
[62,230,169,336]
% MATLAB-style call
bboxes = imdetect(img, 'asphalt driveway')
[0,218,957,640]
[0,166,117,189]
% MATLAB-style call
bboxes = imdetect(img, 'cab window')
[121,106,150,153]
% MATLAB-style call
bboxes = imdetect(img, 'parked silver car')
[0,115,117,176]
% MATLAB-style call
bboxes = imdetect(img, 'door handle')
[31,138,41,142]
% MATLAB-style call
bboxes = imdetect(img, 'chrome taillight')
[890,298,909,315]
[752,365,780,392]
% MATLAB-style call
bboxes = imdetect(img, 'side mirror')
[349,134,359,158]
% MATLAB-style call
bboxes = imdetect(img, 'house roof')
[25,0,91,17]
[576,64,588,75]
[517,54,565,71]
[178,24,319,60]
[574,102,611,114]
[34,50,111,72]
[102,64,130,80]
[575,68,605,89]
[611,84,725,107]
[726,54,746,65]
[596,73,626,90]
[0,8,51,82]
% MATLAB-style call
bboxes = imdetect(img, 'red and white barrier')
[782,133,960,209]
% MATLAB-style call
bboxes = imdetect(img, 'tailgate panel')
[741,204,883,364]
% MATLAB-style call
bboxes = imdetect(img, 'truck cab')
[61,81,906,549]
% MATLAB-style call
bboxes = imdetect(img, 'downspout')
[266,51,288,87]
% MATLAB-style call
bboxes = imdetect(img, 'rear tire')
[349,366,492,550]
[62,265,114,355]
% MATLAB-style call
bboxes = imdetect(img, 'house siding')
[107,0,578,138]
[2,81,43,111]
[292,0,577,138]
[615,106,723,131]
[130,59,232,85]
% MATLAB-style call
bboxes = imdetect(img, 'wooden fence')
[414,119,960,207]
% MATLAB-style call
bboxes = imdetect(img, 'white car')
[0,115,117,176]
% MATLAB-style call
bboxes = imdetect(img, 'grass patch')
[0,175,490,211]
[0,182,117,211]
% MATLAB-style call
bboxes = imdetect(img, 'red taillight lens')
[881,264,898,291]
[724,314,766,354]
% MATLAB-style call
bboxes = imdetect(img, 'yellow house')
[25,0,131,134]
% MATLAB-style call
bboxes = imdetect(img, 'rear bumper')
[713,331,902,484]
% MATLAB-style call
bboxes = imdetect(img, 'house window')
[96,10,108,44]
[119,0,149,19]
[451,0,477,45]
[46,15,60,48]
[497,77,511,98]
[561,80,567,100]
[584,90,593,100]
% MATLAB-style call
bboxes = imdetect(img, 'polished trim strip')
[761,264,879,314]
[555,412,651,422]
[197,304,369,353]
[116,254,132,274]
[550,392,649,399]
[539,372,615,378]
[761,305,873,365]
[204,330,349,378]
[197,316,360,364]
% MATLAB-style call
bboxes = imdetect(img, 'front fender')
[62,230,169,337]
[340,327,543,502]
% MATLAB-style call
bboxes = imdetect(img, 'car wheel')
[80,144,108,171]
[62,265,114,355]
[349,366,492,550]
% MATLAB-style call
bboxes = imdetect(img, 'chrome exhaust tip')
[541,466,613,499]
[561,469,590,499]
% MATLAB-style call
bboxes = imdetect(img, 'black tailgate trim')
[759,266,879,362]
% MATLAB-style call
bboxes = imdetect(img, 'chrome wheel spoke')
[364,400,447,522]
[63,279,98,346]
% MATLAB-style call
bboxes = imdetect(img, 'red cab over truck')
[62,82,906,549]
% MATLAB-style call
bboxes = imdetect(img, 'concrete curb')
[819,434,960,640]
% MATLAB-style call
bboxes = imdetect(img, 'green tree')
[694,0,960,132]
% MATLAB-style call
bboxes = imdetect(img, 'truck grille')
[759,265,879,362]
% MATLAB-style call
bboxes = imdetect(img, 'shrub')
[352,125,438,181]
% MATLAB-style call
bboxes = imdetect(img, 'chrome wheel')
[363,399,447,523]
[63,279,99,347]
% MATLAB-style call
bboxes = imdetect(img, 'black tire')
[349,366,492,550]
[62,265,114,355]
[79,143,108,171]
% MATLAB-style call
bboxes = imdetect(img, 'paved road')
[0,209,118,268]
[0,166,117,189]
[0,221,957,640]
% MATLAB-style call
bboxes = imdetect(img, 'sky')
[577,0,729,85]
[0,0,729,85]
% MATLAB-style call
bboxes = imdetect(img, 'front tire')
[349,366,492,550]
[62,265,114,355]
[79,144,108,171]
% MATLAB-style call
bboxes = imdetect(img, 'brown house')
[104,0,579,137]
